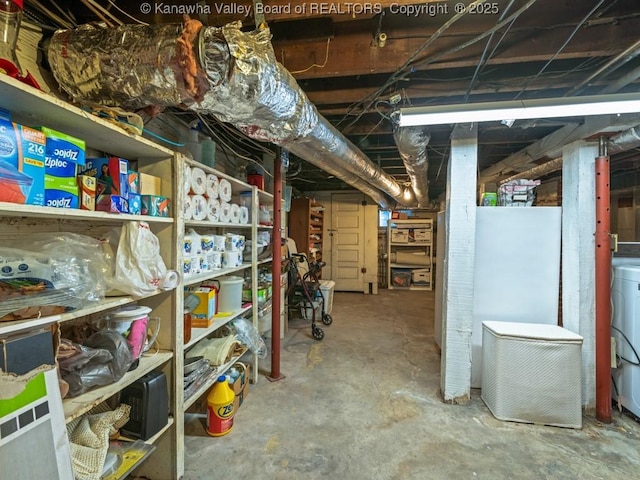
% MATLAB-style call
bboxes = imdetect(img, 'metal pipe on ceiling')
[567,38,640,96]
[501,125,640,183]
[393,125,432,208]
[46,20,410,209]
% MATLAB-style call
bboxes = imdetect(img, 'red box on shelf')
[247,174,264,190]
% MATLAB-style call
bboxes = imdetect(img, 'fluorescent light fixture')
[398,93,640,127]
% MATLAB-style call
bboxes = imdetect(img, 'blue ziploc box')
[128,193,141,215]
[40,127,86,208]
[0,119,46,205]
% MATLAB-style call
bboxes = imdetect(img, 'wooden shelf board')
[185,221,251,229]
[0,75,172,159]
[64,351,173,423]
[0,290,169,336]
[184,264,252,286]
[0,202,174,223]
[184,305,253,350]
[389,263,432,268]
[183,353,245,410]
[388,285,432,291]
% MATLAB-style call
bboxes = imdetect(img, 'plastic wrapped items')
[58,331,133,397]
[498,179,541,207]
[0,233,113,321]
[232,317,267,358]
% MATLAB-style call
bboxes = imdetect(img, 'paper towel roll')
[230,203,241,224]
[239,206,249,224]
[207,251,222,270]
[200,233,214,253]
[192,195,208,221]
[183,165,192,196]
[212,235,226,252]
[222,250,241,268]
[185,229,202,254]
[219,201,232,223]
[206,174,219,199]
[190,167,207,195]
[161,270,179,290]
[206,197,220,223]
[184,195,194,221]
[390,252,431,266]
[219,178,232,203]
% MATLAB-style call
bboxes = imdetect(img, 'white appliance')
[472,207,562,387]
[612,265,640,417]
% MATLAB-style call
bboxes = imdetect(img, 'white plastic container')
[319,280,335,315]
[217,276,243,313]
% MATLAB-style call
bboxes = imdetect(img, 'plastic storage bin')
[319,279,335,315]
[481,321,583,428]
[391,268,412,288]
[217,276,243,313]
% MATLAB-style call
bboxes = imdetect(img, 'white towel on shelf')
[239,206,249,224]
[189,167,207,195]
[183,194,194,221]
[219,178,232,203]
[230,203,241,224]
[219,201,232,223]
[191,194,207,221]
[206,174,219,199]
[206,197,220,223]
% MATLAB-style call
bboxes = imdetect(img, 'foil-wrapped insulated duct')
[47,21,410,209]
[394,125,431,207]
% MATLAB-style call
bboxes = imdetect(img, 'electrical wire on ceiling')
[338,0,539,129]
[26,0,75,29]
[463,0,518,103]
[106,0,148,25]
[513,0,608,100]
[288,37,331,75]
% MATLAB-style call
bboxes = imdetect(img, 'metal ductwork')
[393,125,432,208]
[47,21,412,209]
[501,125,640,183]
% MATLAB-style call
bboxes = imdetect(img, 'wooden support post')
[562,140,598,410]
[440,123,478,405]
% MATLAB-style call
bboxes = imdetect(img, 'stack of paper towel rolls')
[184,166,247,224]
[182,228,246,278]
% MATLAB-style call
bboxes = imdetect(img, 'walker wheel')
[312,326,325,340]
[321,313,333,325]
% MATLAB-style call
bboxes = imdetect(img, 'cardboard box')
[141,194,170,217]
[140,172,162,196]
[128,170,140,194]
[0,120,46,205]
[412,268,431,286]
[233,362,250,411]
[96,194,128,214]
[80,157,129,198]
[392,211,408,220]
[187,287,217,328]
[128,193,141,215]
[391,229,409,243]
[77,175,96,211]
[41,127,86,209]
[413,229,432,243]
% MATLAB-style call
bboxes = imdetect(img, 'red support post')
[268,148,285,381]
[595,138,612,423]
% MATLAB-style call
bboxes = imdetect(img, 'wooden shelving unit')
[288,197,324,262]
[387,219,434,291]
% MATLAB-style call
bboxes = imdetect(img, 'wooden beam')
[279,17,640,80]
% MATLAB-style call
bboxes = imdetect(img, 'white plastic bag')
[113,221,168,297]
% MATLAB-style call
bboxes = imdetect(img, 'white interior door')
[330,193,365,291]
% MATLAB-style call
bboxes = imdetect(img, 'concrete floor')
[184,290,640,479]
